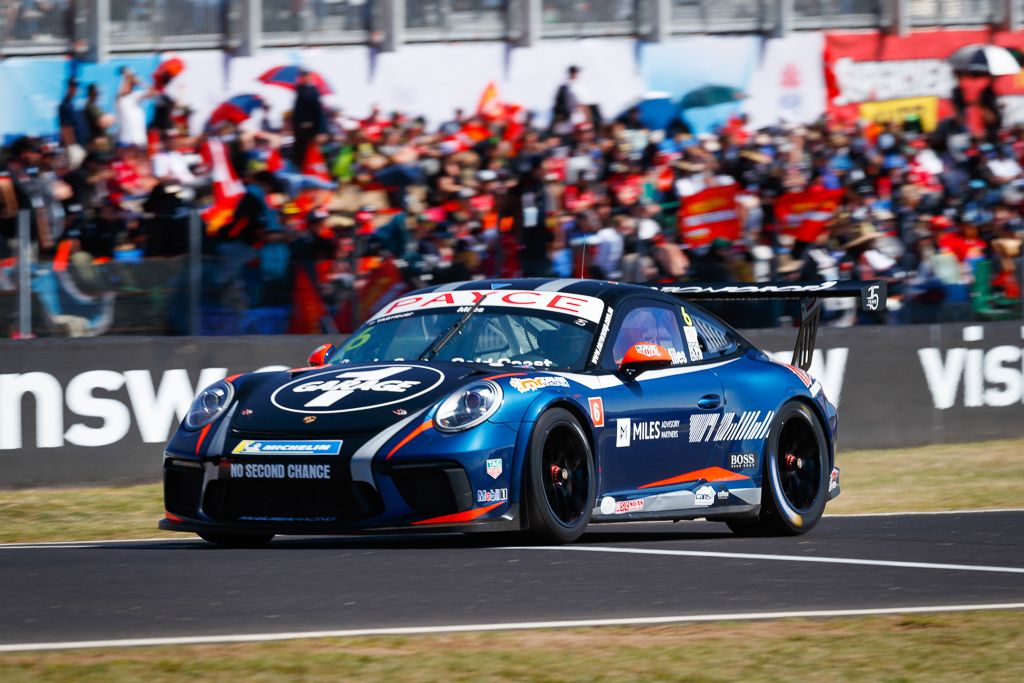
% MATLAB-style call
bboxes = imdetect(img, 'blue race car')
[160,277,885,546]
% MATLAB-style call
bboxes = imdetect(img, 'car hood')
[229,362,485,435]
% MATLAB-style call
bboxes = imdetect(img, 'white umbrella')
[948,44,1021,76]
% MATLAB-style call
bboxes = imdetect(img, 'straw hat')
[843,222,884,249]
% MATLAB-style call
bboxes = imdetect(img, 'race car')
[160,277,885,546]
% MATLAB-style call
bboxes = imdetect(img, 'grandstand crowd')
[1,63,1022,336]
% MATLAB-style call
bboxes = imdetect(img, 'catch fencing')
[1,320,1022,487]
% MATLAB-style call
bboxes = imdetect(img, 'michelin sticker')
[232,440,343,456]
[694,485,716,507]
[270,365,445,414]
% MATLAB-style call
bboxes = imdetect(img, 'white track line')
[500,546,1024,575]
[826,508,1024,518]
[1,602,1022,653]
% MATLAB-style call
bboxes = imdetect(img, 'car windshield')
[332,291,604,372]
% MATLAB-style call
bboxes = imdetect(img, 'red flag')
[200,138,244,233]
[302,142,330,182]
[774,188,845,242]
[678,185,741,248]
[477,81,502,120]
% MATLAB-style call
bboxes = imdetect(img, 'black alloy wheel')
[728,401,829,536]
[525,408,595,544]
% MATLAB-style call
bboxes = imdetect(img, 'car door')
[594,297,725,497]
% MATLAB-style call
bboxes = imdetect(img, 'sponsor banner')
[678,185,741,248]
[2,322,1024,488]
[858,96,940,134]
[476,487,508,503]
[825,29,1024,134]
[485,458,503,479]
[0,54,160,140]
[744,32,827,130]
[773,188,845,243]
[615,417,681,448]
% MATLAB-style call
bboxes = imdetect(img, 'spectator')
[84,83,112,145]
[292,68,327,168]
[116,68,149,148]
[57,78,88,168]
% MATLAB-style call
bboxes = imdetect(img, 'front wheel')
[198,533,274,547]
[524,408,595,544]
[727,402,829,537]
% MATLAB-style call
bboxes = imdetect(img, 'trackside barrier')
[0,321,1022,487]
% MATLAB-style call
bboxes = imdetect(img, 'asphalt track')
[1,510,1023,651]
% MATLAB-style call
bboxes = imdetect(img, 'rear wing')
[657,280,886,371]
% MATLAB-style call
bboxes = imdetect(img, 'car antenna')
[419,290,495,361]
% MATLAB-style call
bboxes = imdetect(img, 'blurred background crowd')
[1,6,1023,337]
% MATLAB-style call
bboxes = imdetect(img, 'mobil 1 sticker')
[270,364,445,414]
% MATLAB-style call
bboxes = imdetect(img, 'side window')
[682,306,740,362]
[608,304,687,367]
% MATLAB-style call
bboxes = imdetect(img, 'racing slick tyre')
[197,533,275,548]
[727,401,829,537]
[524,408,595,544]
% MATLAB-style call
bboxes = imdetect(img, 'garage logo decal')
[271,365,446,414]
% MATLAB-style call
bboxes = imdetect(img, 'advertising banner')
[743,31,827,130]
[2,322,1023,488]
[825,29,1024,132]
[678,185,741,247]
[773,187,845,242]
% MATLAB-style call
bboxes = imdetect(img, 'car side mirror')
[618,343,673,379]
[307,343,337,367]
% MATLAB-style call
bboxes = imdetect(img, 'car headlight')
[184,380,235,430]
[435,381,502,432]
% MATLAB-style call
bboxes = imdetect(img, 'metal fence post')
[238,0,262,56]
[381,0,405,52]
[886,0,910,36]
[651,0,670,42]
[773,0,792,38]
[1003,0,1021,31]
[16,210,32,339]
[85,0,109,63]
[519,0,540,47]
[189,209,202,336]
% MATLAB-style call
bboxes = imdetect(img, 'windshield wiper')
[419,291,494,361]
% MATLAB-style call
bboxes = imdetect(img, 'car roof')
[409,278,662,307]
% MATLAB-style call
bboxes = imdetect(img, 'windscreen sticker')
[372,290,605,324]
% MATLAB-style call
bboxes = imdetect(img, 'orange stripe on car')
[386,419,434,460]
[411,502,504,526]
[224,374,242,383]
[638,466,748,490]
[482,372,526,381]
[195,423,213,455]
[164,512,183,522]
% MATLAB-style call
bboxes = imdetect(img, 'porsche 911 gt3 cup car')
[160,277,885,546]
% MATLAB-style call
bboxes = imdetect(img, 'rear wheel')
[727,402,829,537]
[524,408,595,544]
[198,533,274,547]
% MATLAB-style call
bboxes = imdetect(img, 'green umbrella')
[679,84,746,110]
